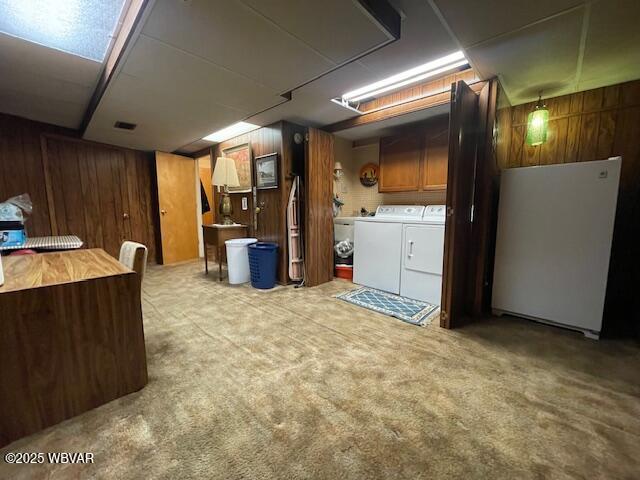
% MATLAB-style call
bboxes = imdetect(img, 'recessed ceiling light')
[0,0,127,62]
[335,51,469,106]
[203,122,260,143]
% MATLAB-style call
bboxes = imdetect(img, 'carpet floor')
[1,261,639,479]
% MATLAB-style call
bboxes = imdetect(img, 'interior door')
[441,81,479,328]
[155,151,199,264]
[43,135,129,258]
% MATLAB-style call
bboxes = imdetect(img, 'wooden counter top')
[0,247,147,447]
[0,248,132,294]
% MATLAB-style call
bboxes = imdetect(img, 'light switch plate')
[242,197,248,210]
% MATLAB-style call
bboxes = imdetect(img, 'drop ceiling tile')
[141,0,335,92]
[466,9,584,105]
[0,67,94,105]
[246,0,463,131]
[0,32,101,128]
[358,0,458,77]
[85,72,252,151]
[0,33,101,87]
[247,87,359,128]
[432,0,585,47]
[0,89,86,128]
[578,0,640,91]
[240,0,391,64]
[177,139,214,155]
[122,35,283,114]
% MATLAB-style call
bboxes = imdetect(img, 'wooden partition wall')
[305,128,334,287]
[213,121,307,284]
[0,113,158,260]
[496,79,640,336]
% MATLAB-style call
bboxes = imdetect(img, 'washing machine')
[353,206,425,295]
[353,205,445,304]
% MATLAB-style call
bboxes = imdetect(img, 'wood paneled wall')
[0,113,72,236]
[305,128,334,287]
[213,121,306,284]
[0,113,158,261]
[496,79,640,337]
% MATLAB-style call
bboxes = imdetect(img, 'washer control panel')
[422,205,446,223]
[374,205,426,219]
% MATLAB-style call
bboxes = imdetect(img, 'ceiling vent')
[114,121,137,130]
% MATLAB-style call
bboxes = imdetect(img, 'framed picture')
[255,153,278,189]
[222,143,252,193]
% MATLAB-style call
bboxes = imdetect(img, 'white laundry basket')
[225,238,257,284]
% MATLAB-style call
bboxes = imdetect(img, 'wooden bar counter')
[0,249,148,447]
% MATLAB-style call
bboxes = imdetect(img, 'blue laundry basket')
[248,242,278,289]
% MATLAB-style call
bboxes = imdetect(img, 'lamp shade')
[212,157,240,187]
[526,107,549,146]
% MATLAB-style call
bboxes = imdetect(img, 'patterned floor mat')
[335,287,439,326]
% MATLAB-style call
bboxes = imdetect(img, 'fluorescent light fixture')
[0,0,127,62]
[203,122,260,143]
[339,51,468,104]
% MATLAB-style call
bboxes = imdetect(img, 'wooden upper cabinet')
[422,123,449,190]
[378,132,422,192]
[379,115,449,193]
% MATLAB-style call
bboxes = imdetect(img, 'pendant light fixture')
[526,93,549,146]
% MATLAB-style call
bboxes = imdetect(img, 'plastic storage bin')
[248,242,278,289]
[225,238,257,284]
[334,264,353,280]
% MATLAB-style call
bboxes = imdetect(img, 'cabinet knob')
[123,213,130,219]
[161,209,167,215]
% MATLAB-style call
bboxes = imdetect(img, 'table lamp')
[212,157,240,225]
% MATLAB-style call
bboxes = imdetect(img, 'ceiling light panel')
[203,122,260,143]
[0,0,126,62]
[341,51,467,101]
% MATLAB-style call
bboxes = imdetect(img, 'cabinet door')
[379,132,422,192]
[422,127,449,191]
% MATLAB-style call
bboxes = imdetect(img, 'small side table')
[203,224,249,281]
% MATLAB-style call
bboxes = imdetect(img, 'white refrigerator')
[492,157,621,339]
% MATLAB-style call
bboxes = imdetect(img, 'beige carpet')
[2,261,639,479]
